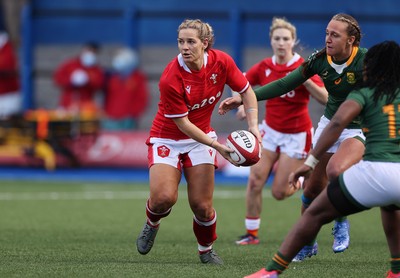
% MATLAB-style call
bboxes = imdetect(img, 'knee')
[191,202,214,220]
[271,188,286,200]
[326,163,344,180]
[248,173,266,193]
[150,193,177,212]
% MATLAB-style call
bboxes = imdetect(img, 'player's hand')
[248,126,262,146]
[218,95,242,115]
[235,105,246,120]
[246,127,262,161]
[212,140,239,166]
[288,164,313,190]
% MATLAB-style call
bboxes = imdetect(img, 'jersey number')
[382,103,400,138]
[280,90,295,98]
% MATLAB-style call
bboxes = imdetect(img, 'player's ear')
[203,39,209,50]
[348,36,356,45]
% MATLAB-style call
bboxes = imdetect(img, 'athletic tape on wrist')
[304,154,319,169]
[245,108,257,113]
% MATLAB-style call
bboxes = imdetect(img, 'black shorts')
[327,177,368,216]
[327,176,400,215]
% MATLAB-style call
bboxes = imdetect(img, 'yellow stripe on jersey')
[327,46,359,67]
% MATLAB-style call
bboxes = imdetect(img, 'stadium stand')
[21,0,400,132]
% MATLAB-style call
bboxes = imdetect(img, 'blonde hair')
[177,19,215,51]
[269,17,297,42]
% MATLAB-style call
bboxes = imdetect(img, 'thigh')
[149,164,181,205]
[249,148,277,186]
[303,152,331,198]
[272,153,304,190]
[326,137,365,178]
[184,164,215,215]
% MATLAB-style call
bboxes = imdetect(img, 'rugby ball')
[226,130,260,166]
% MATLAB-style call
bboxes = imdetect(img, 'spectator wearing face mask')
[102,47,149,130]
[53,42,104,112]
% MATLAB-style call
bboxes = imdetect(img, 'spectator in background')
[0,29,21,119]
[53,42,104,113]
[102,47,149,130]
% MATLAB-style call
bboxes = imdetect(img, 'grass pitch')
[0,180,389,277]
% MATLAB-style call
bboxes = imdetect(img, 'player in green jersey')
[220,13,366,258]
[243,39,400,278]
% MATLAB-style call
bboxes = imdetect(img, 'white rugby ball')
[226,130,260,166]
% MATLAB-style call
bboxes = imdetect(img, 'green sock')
[335,216,347,222]
[391,255,400,273]
[266,251,290,273]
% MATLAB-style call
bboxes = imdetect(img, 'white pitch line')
[0,190,262,201]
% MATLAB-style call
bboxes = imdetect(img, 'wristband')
[246,108,257,113]
[304,154,319,169]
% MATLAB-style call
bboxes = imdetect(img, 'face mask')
[112,50,138,75]
[0,32,8,48]
[80,52,97,67]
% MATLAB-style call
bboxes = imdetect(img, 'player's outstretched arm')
[218,94,242,115]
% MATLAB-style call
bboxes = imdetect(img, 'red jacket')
[0,40,19,95]
[53,57,104,109]
[104,70,149,119]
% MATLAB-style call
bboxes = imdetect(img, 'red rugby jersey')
[53,57,104,109]
[245,53,324,133]
[104,70,149,119]
[150,49,249,140]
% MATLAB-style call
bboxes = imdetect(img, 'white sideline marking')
[0,190,264,201]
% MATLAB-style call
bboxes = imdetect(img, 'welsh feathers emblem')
[210,73,218,84]
[157,145,170,158]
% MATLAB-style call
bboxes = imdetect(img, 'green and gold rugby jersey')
[347,88,400,162]
[255,46,368,128]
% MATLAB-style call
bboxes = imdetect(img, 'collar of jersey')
[178,52,209,73]
[272,52,301,67]
[327,46,358,74]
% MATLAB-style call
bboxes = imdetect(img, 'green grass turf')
[0,180,389,277]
